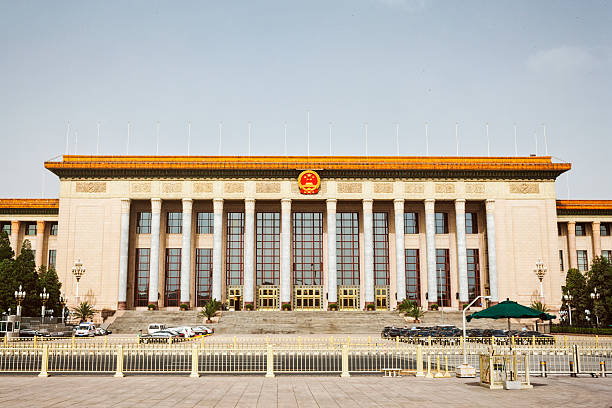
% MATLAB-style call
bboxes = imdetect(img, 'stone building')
[1,155,610,312]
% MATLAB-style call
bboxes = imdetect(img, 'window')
[197,212,214,234]
[602,250,611,262]
[48,250,56,269]
[0,222,10,235]
[226,212,244,286]
[25,222,37,236]
[49,222,58,236]
[575,223,586,236]
[435,212,448,234]
[436,249,451,307]
[256,212,280,286]
[166,212,182,234]
[557,223,563,236]
[196,248,213,306]
[601,223,611,237]
[405,249,420,305]
[136,212,152,234]
[559,250,564,272]
[373,213,389,286]
[465,213,478,234]
[293,212,323,286]
[336,212,359,286]
[467,249,480,303]
[134,248,150,307]
[404,212,419,234]
[164,248,181,306]
[577,250,588,271]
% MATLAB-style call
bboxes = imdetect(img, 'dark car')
[19,329,40,338]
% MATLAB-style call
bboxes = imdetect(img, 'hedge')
[551,326,612,335]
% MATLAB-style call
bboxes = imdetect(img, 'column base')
[117,302,127,310]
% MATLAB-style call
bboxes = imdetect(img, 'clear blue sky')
[1,1,611,198]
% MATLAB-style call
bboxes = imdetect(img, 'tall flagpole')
[514,124,518,156]
[187,121,192,155]
[455,122,459,156]
[486,122,490,157]
[156,121,160,155]
[396,123,400,156]
[248,121,252,155]
[218,122,222,155]
[534,131,538,156]
[74,130,78,155]
[65,120,70,155]
[425,122,429,156]
[96,121,100,155]
[307,111,310,157]
[542,123,548,155]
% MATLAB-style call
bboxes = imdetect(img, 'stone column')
[244,198,255,307]
[212,199,224,301]
[485,199,498,302]
[592,221,602,259]
[117,198,131,310]
[280,199,292,307]
[326,199,338,308]
[10,221,20,256]
[148,198,162,306]
[35,220,45,267]
[567,221,577,270]
[424,199,437,304]
[394,199,406,303]
[180,199,193,306]
[455,199,468,304]
[363,199,374,307]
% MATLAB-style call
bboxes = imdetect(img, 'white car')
[75,323,96,337]
[147,323,167,335]
[168,326,195,338]
[192,326,214,335]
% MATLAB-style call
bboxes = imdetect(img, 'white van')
[147,323,167,335]
[75,322,96,337]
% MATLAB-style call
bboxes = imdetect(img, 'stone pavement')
[1,375,611,408]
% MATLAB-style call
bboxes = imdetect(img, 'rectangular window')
[166,212,183,234]
[196,248,213,306]
[197,212,214,234]
[404,212,419,234]
[559,250,564,271]
[256,212,280,286]
[405,249,420,305]
[48,250,56,269]
[436,249,451,307]
[164,248,181,306]
[435,212,448,234]
[0,222,10,235]
[465,213,478,234]
[135,248,150,307]
[292,212,323,285]
[557,223,563,236]
[601,223,611,237]
[136,212,152,234]
[373,213,390,286]
[337,212,359,286]
[575,223,586,236]
[577,250,588,271]
[49,222,58,236]
[467,249,481,303]
[25,222,37,236]
[226,212,244,286]
[601,250,611,262]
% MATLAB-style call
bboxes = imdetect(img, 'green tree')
[585,256,612,327]
[71,301,95,322]
[0,231,16,313]
[198,299,221,323]
[13,240,41,316]
[562,268,590,326]
[38,265,62,316]
[0,230,14,261]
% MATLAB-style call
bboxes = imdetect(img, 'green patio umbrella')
[466,299,556,331]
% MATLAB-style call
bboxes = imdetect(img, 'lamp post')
[534,259,547,300]
[40,287,49,321]
[14,285,26,316]
[59,292,65,324]
[457,295,491,377]
[563,294,573,326]
[590,288,600,327]
[71,259,86,304]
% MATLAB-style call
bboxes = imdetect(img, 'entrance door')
[228,287,242,311]
[294,286,323,310]
[375,287,388,310]
[338,287,359,310]
[257,286,279,310]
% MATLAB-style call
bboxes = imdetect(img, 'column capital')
[245,197,255,211]
[182,198,193,212]
[326,198,337,212]
[567,220,576,225]
[151,198,162,213]
[213,198,224,212]
[120,198,131,213]
[485,199,495,212]
[455,198,466,203]
[394,199,404,211]
[36,220,46,229]
[592,220,601,226]
[363,198,373,212]
[281,198,291,211]
[455,199,466,212]
[424,198,435,212]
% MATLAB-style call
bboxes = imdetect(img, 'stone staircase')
[108,309,514,335]
[20,317,73,335]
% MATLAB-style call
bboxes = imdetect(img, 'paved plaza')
[1,375,611,408]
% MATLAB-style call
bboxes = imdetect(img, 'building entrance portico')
[293,286,323,310]
[338,286,359,310]
[257,286,279,310]
[375,286,388,310]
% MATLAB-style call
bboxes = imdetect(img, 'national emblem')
[298,170,321,195]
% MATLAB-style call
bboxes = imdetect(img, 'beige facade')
[5,155,609,314]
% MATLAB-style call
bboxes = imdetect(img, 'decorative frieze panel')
[162,182,182,193]
[374,183,393,194]
[337,182,362,194]
[224,183,245,194]
[465,183,485,194]
[509,182,540,194]
[256,182,281,194]
[76,182,107,193]
[435,183,455,194]
[405,183,425,194]
[131,182,151,193]
[194,182,213,193]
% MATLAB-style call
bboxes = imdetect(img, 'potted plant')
[366,303,376,311]
[406,303,425,323]
[281,303,291,311]
[328,302,338,311]
[198,299,221,323]
[430,303,439,311]
[147,303,157,311]
[71,301,95,323]
[245,303,254,311]
[180,303,189,311]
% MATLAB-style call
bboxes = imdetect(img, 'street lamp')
[563,294,573,326]
[457,295,491,378]
[71,259,86,303]
[14,285,26,316]
[534,259,547,300]
[59,292,65,325]
[590,288,600,327]
[40,287,49,321]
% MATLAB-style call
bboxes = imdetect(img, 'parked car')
[192,326,214,336]
[19,329,41,338]
[169,326,195,338]
[75,323,97,337]
[147,323,167,335]
[140,330,180,344]
[95,327,112,336]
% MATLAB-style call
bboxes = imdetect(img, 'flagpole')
[307,111,310,157]
[543,123,548,155]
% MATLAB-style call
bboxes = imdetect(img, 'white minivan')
[147,323,167,335]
